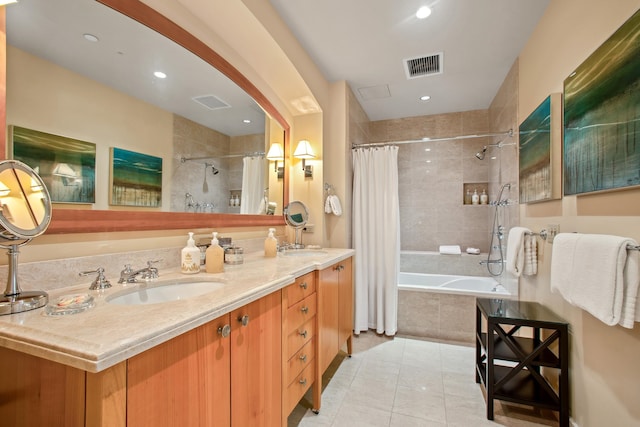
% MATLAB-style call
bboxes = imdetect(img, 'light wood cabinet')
[282,271,318,420]
[0,347,86,426]
[318,257,353,374]
[128,290,282,427]
[127,315,231,426]
[230,290,282,427]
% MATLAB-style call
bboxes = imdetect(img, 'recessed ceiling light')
[83,33,99,42]
[420,95,431,101]
[424,148,431,152]
[243,119,251,124]
[153,71,167,79]
[416,6,432,19]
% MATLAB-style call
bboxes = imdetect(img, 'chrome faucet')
[118,260,161,283]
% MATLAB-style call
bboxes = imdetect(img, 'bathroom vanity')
[0,249,354,427]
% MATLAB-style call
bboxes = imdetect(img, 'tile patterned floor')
[289,333,558,427]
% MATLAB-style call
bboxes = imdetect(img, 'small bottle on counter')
[480,189,488,205]
[264,228,277,258]
[181,232,201,274]
[471,189,480,205]
[205,232,224,273]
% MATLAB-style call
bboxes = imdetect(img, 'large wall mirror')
[3,0,288,232]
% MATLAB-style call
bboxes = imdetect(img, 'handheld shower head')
[475,146,487,160]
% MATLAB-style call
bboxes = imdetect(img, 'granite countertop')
[0,248,354,373]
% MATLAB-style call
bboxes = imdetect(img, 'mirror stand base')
[0,291,48,316]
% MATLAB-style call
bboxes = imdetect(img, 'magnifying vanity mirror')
[3,0,288,233]
[283,201,309,249]
[0,160,51,315]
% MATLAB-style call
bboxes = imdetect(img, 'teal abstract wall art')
[563,9,640,195]
[9,125,96,204]
[520,96,552,203]
[110,147,162,207]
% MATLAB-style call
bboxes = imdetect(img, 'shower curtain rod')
[352,129,513,148]
[181,152,265,162]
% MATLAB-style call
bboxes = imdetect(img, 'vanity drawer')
[286,317,315,356]
[285,293,317,331]
[285,361,316,415]
[285,337,315,386]
[285,272,316,307]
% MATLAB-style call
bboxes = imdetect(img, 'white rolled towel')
[439,245,461,255]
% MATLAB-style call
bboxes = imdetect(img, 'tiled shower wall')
[171,115,264,213]
[368,110,492,252]
[364,62,520,256]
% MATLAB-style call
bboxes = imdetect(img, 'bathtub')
[398,272,509,297]
[397,272,511,343]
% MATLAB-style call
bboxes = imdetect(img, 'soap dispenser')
[206,232,224,273]
[480,189,488,205]
[471,189,480,205]
[264,228,277,258]
[181,232,201,274]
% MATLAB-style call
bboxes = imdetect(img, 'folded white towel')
[325,196,332,213]
[439,245,461,255]
[550,233,640,328]
[523,234,538,276]
[329,194,342,216]
[506,227,531,277]
[466,247,480,255]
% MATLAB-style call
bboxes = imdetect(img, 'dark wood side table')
[475,298,569,427]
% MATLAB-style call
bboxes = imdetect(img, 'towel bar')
[525,229,548,241]
[628,245,640,251]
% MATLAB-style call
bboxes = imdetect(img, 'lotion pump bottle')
[480,189,488,205]
[264,228,277,258]
[181,232,201,274]
[471,189,480,205]
[206,232,225,273]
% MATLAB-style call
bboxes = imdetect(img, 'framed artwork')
[110,147,162,207]
[9,125,96,204]
[519,94,562,203]
[563,9,640,195]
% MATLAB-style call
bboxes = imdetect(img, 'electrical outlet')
[547,224,559,243]
[302,224,314,233]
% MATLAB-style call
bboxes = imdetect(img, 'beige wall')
[518,1,640,425]
[6,46,174,211]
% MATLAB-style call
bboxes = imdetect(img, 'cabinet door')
[127,314,231,427]
[319,263,340,374]
[338,257,353,348]
[0,347,85,427]
[231,290,282,427]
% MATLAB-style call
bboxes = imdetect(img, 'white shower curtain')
[352,145,400,336]
[240,156,265,214]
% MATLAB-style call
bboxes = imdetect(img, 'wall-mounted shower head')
[211,165,220,175]
[475,146,488,160]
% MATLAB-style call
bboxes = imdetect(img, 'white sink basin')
[107,281,223,305]
[282,250,328,257]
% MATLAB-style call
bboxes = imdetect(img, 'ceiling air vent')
[404,52,443,79]
[192,94,230,110]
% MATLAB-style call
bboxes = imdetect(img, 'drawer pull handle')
[217,324,231,338]
[299,282,308,290]
[301,306,309,314]
[299,330,308,338]
[238,315,250,326]
[299,378,307,386]
[299,354,307,362]
[334,265,345,271]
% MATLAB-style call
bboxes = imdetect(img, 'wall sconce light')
[266,142,285,179]
[294,139,315,178]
